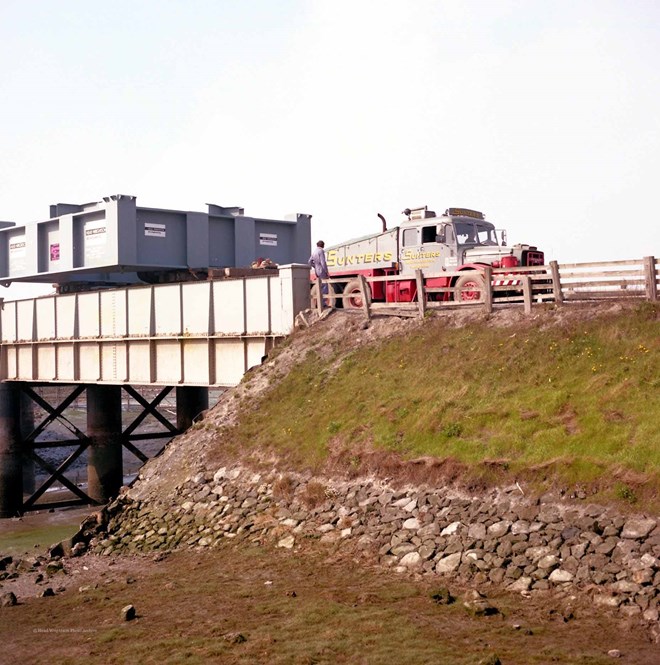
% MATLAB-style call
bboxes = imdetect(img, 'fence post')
[644,256,658,302]
[415,270,426,318]
[522,276,533,315]
[482,266,493,314]
[550,261,563,304]
[357,274,372,321]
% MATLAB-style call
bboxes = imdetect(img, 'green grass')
[227,303,660,506]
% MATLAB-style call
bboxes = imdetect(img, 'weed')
[300,481,327,508]
[327,421,340,434]
[442,422,463,438]
[615,483,637,504]
[272,475,296,499]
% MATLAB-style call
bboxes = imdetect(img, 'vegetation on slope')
[226,302,660,509]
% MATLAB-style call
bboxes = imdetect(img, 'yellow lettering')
[357,254,365,263]
[384,252,393,261]
[347,255,355,265]
[326,250,338,268]
[375,253,382,262]
[365,253,373,263]
[337,256,345,266]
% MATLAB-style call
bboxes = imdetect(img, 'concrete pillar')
[87,385,123,504]
[176,387,209,431]
[20,391,35,495]
[0,384,23,517]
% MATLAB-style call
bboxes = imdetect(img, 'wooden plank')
[562,279,645,289]
[559,259,643,269]
[558,269,643,279]
[563,291,643,300]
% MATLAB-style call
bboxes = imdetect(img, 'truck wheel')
[310,282,338,309]
[454,273,485,302]
[343,279,371,309]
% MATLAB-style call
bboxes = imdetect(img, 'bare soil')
[2,541,659,665]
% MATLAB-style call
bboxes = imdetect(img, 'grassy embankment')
[228,303,660,509]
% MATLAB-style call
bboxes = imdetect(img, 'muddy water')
[0,506,92,556]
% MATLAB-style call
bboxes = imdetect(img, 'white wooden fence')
[314,256,659,318]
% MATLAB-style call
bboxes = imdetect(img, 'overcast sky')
[1,0,659,299]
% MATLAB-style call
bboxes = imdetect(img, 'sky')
[1,0,659,300]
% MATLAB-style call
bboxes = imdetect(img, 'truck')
[314,206,545,308]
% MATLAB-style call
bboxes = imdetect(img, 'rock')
[610,580,640,594]
[537,555,560,570]
[40,588,55,597]
[1,592,17,607]
[435,552,462,574]
[549,569,574,583]
[45,561,63,576]
[392,543,416,557]
[223,632,247,644]
[511,520,531,535]
[121,604,136,621]
[468,523,487,540]
[643,608,659,622]
[403,518,420,530]
[463,590,499,617]
[593,594,620,608]
[477,654,501,665]
[621,518,656,540]
[440,521,462,536]
[487,521,511,538]
[508,576,532,592]
[277,535,295,549]
[399,552,422,568]
[488,568,506,584]
[561,526,581,541]
[430,587,455,605]
[607,649,621,658]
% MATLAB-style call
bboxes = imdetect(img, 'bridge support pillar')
[176,387,209,431]
[0,384,23,517]
[20,392,35,495]
[87,385,123,504]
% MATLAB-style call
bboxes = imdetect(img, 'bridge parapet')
[0,264,310,387]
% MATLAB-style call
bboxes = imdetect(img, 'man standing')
[309,240,330,306]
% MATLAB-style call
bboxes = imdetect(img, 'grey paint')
[0,195,312,286]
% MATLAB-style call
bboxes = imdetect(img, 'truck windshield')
[454,222,498,246]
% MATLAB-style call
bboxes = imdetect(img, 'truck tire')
[454,273,485,302]
[310,282,339,309]
[343,279,371,309]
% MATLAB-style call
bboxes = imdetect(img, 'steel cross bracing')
[19,384,181,512]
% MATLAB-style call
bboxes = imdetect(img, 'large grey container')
[0,195,311,286]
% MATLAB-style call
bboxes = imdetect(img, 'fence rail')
[313,255,659,319]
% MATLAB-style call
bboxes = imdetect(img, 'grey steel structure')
[0,194,313,517]
[0,194,311,288]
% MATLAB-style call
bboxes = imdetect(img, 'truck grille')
[522,250,544,266]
